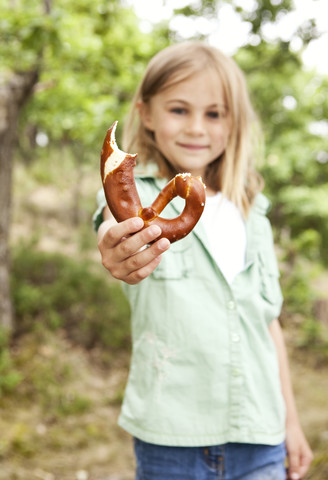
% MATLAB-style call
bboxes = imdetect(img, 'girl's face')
[140,69,231,180]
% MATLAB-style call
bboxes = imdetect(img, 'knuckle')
[101,256,111,271]
[101,256,119,278]
[119,239,132,256]
[110,266,121,280]
[103,261,116,278]
[128,255,142,271]
[97,237,106,253]
[133,271,146,283]
[105,227,116,244]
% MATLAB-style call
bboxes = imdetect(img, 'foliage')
[1,0,169,158]
[235,43,328,264]
[279,255,328,364]
[0,328,22,396]
[11,244,131,352]
[0,0,60,71]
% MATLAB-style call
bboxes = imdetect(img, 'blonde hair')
[123,41,264,217]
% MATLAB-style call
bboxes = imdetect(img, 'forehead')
[156,69,227,106]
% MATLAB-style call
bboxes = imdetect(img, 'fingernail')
[149,225,161,236]
[132,217,143,229]
[158,238,170,250]
[290,473,300,480]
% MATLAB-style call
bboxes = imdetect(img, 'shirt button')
[232,333,240,343]
[227,300,235,310]
[232,368,240,377]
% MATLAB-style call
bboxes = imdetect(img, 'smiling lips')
[177,143,209,150]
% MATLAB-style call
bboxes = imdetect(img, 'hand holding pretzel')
[100,121,206,244]
[97,216,170,284]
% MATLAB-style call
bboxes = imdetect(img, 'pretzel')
[100,121,206,243]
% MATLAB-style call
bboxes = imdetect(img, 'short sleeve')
[92,188,107,232]
[250,194,284,323]
[258,221,284,322]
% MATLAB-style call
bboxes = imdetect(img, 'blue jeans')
[134,438,286,480]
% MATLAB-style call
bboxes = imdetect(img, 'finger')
[115,224,164,262]
[288,472,300,480]
[116,235,170,282]
[99,217,144,249]
[298,452,313,478]
[287,451,300,480]
[125,240,170,284]
[125,237,170,275]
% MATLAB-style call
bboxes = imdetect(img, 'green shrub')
[0,329,22,395]
[11,245,131,351]
[280,262,315,318]
[280,261,328,362]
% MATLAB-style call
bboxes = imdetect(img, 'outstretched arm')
[269,319,313,480]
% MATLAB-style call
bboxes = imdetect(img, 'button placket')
[226,291,243,429]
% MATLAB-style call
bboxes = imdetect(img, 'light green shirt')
[93,175,285,447]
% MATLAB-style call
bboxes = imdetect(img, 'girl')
[94,42,313,479]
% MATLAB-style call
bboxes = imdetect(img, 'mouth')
[177,143,209,151]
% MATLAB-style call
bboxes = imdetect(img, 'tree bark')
[0,69,39,331]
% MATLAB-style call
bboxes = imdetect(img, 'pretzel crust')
[100,121,206,243]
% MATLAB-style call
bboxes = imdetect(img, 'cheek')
[223,130,230,149]
[154,123,176,145]
[213,124,230,149]
[153,129,170,158]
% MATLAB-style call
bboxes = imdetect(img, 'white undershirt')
[201,192,247,284]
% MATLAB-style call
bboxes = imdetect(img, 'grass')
[0,331,135,480]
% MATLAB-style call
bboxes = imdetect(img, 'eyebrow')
[165,99,227,109]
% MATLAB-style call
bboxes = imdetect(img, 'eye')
[170,107,187,115]
[207,111,220,119]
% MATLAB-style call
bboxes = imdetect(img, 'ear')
[137,101,154,131]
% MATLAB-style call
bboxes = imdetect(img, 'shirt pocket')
[258,250,282,306]
[151,237,193,280]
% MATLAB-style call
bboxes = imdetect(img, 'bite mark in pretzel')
[100,121,206,243]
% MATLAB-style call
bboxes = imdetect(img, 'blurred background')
[0,0,327,479]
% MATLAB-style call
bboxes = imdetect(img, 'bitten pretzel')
[100,121,206,243]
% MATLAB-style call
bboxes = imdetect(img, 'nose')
[185,113,206,136]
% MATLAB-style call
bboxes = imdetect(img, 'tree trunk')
[0,69,39,331]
